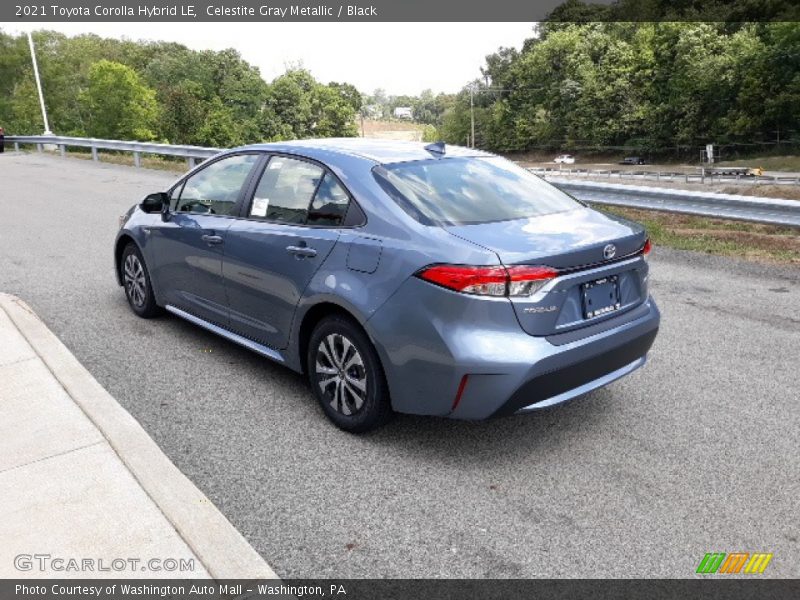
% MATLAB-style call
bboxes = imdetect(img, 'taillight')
[417,264,558,297]
[642,238,652,260]
[417,265,508,296]
[506,265,559,296]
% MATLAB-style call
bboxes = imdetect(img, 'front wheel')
[121,243,162,318]
[307,316,393,433]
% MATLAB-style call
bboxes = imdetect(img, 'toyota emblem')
[603,244,616,259]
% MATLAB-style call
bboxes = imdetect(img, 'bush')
[421,124,440,143]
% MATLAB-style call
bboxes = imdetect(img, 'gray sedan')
[115,139,659,432]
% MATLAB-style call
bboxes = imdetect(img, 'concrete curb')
[0,293,277,580]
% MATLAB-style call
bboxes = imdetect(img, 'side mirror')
[140,192,169,214]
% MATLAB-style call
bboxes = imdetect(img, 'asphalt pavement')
[1,152,798,578]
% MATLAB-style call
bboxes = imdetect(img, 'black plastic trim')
[492,327,658,417]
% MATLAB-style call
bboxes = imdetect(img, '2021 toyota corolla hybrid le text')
[115,139,659,432]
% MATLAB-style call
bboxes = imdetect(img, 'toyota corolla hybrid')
[115,139,659,432]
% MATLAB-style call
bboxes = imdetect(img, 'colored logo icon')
[696,552,773,574]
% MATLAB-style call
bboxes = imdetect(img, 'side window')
[308,173,351,226]
[249,156,323,224]
[176,154,259,216]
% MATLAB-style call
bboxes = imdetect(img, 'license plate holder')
[582,276,621,319]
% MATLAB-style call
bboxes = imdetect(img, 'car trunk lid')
[445,207,650,336]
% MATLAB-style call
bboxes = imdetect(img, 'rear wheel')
[121,243,161,318]
[307,316,393,433]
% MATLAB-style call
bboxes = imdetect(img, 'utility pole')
[27,32,53,136]
[469,84,475,149]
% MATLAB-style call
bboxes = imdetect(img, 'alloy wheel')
[315,333,367,416]
[123,254,147,308]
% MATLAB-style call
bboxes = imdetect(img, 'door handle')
[201,234,224,245]
[286,245,317,258]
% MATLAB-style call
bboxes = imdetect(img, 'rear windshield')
[373,156,581,226]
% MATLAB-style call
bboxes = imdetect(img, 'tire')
[307,315,393,433]
[120,243,162,318]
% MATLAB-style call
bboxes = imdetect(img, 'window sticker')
[251,197,269,217]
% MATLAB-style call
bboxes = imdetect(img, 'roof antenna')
[424,141,446,157]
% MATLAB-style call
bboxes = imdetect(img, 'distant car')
[620,157,647,165]
[115,139,658,432]
[553,154,575,164]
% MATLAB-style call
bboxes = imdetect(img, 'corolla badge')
[523,306,557,313]
[603,244,616,259]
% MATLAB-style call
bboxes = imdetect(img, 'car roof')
[235,138,495,165]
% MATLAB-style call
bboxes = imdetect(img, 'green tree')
[79,60,158,140]
[310,85,358,137]
[7,77,43,134]
[421,124,440,142]
[263,69,357,139]
[158,80,207,144]
[328,81,363,113]
[0,29,363,145]
[206,48,267,122]
[195,97,245,147]
[0,32,32,132]
[264,69,315,138]
[441,20,800,157]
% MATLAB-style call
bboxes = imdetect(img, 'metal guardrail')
[530,166,800,186]
[4,135,799,227]
[4,134,219,168]
[546,178,800,228]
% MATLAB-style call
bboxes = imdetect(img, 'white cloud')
[7,22,535,95]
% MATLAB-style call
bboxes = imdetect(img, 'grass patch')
[719,184,800,201]
[599,205,800,265]
[65,149,188,172]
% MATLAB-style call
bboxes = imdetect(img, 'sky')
[8,23,536,95]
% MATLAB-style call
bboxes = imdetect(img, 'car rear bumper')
[447,299,659,420]
[491,327,657,417]
[366,276,660,420]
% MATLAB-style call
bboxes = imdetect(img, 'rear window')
[374,156,581,226]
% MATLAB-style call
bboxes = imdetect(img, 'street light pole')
[27,32,53,136]
[469,84,475,149]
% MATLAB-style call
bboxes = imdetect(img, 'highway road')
[2,153,799,577]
